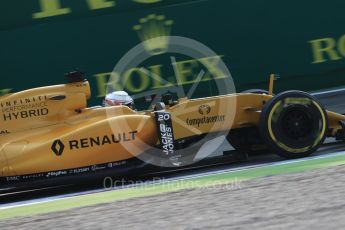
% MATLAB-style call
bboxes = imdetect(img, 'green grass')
[1,153,345,220]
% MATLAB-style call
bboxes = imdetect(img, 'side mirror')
[162,93,174,106]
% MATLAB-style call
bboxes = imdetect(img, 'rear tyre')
[259,91,328,159]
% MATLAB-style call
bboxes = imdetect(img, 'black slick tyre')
[259,91,328,159]
[242,89,270,95]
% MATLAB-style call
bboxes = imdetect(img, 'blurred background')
[1,0,345,106]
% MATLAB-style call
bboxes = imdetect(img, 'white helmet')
[104,91,134,108]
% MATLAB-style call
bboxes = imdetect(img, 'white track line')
[1,150,345,211]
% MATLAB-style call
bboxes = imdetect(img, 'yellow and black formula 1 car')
[0,72,344,189]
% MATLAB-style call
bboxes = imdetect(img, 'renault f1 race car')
[1,72,345,190]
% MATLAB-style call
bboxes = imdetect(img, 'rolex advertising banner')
[1,0,345,106]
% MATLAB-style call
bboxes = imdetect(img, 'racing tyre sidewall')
[259,90,328,159]
[242,89,270,95]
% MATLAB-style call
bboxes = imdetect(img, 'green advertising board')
[1,0,345,106]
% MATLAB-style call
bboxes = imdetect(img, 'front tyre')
[260,91,328,159]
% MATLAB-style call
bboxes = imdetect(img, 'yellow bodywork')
[0,80,344,178]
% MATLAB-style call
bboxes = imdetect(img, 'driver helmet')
[104,91,134,108]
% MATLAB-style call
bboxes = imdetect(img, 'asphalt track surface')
[314,87,345,114]
[1,90,345,228]
[1,144,345,229]
[1,140,344,209]
[0,86,342,206]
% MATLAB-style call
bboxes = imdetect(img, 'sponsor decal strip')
[154,111,182,166]
[69,131,138,150]
[1,95,50,121]
[186,115,225,127]
[1,160,127,184]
